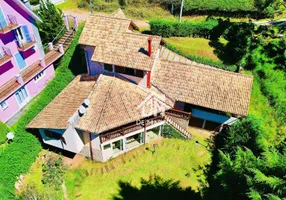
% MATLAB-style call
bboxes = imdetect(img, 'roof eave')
[12,0,42,22]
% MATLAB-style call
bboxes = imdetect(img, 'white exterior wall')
[39,126,84,153]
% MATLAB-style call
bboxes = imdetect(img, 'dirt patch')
[62,154,85,169]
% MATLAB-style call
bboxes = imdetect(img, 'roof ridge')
[159,58,253,79]
[125,31,162,39]
[89,13,132,22]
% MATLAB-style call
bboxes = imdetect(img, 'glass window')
[34,71,45,82]
[103,144,111,150]
[115,66,125,73]
[14,52,26,70]
[104,63,113,72]
[0,101,8,110]
[125,68,135,75]
[15,87,28,105]
[44,129,62,140]
[135,70,144,78]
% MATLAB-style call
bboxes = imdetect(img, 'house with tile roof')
[0,0,64,123]
[27,9,253,162]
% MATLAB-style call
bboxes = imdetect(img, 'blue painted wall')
[192,108,230,124]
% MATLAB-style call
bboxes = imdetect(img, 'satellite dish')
[78,105,86,117]
[6,132,14,140]
[83,99,90,107]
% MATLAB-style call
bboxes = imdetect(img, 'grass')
[57,0,78,9]
[64,138,210,199]
[164,37,220,61]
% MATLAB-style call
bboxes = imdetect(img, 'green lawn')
[65,138,210,199]
[164,37,220,61]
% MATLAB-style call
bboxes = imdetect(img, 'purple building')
[0,0,62,123]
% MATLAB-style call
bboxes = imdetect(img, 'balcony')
[17,34,36,51]
[0,15,19,34]
[100,115,164,143]
[0,47,12,66]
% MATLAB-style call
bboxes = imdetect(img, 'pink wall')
[0,0,42,86]
[0,92,20,123]
[25,64,54,98]
[0,64,55,122]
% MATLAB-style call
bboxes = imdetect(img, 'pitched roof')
[152,60,253,116]
[79,13,162,71]
[27,74,173,133]
[27,75,97,129]
[109,8,127,19]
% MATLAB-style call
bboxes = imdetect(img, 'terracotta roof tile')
[152,60,253,116]
[79,12,161,71]
[28,75,172,132]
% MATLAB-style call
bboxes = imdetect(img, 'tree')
[36,0,65,45]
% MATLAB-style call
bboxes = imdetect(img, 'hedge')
[150,19,218,38]
[166,43,237,72]
[0,24,84,199]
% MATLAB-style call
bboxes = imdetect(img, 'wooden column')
[89,133,94,161]
[143,119,147,143]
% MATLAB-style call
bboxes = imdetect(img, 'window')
[104,63,113,72]
[0,101,8,110]
[125,68,135,76]
[15,87,28,105]
[0,7,7,28]
[15,27,24,42]
[34,71,45,82]
[44,129,62,140]
[115,66,125,73]
[103,144,111,150]
[14,52,26,70]
[135,70,144,78]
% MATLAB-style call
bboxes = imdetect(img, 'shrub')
[30,0,40,5]
[42,153,66,190]
[0,24,84,199]
[36,0,65,45]
[150,19,218,38]
[161,124,186,140]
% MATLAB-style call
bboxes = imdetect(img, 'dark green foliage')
[166,43,237,72]
[0,121,9,144]
[42,154,66,190]
[30,0,40,5]
[0,25,84,199]
[150,19,218,38]
[161,124,186,140]
[223,116,267,156]
[36,0,65,45]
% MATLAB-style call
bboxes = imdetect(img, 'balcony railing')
[17,34,36,51]
[0,47,12,66]
[100,115,164,143]
[0,15,18,34]
[165,108,191,120]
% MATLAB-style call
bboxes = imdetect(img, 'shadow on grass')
[68,45,87,76]
[113,175,201,200]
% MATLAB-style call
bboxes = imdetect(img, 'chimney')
[148,36,152,57]
[147,71,151,88]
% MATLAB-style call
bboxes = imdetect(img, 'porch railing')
[17,34,36,51]
[0,15,18,33]
[100,115,164,143]
[0,47,12,65]
[165,108,191,120]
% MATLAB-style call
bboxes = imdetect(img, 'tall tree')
[36,0,65,45]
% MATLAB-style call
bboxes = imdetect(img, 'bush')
[30,0,40,5]
[150,19,218,38]
[0,24,84,199]
[166,43,237,72]
[161,124,186,140]
[42,153,66,190]
[36,0,65,45]
[0,121,9,144]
